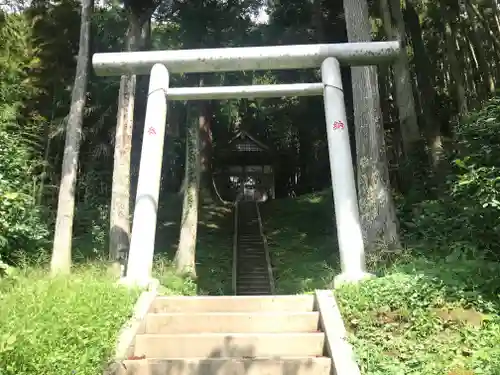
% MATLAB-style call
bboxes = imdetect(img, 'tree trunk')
[175,104,201,277]
[130,18,153,218]
[404,0,443,170]
[199,100,213,200]
[464,0,495,96]
[465,0,500,55]
[487,0,500,36]
[440,3,468,117]
[196,74,213,202]
[108,10,145,262]
[343,0,401,252]
[311,0,324,41]
[380,0,426,192]
[51,0,93,275]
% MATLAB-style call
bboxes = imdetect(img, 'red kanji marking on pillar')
[333,121,345,130]
[147,127,156,136]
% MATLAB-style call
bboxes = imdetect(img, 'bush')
[0,130,49,262]
[451,97,500,210]
[0,12,48,263]
[399,95,500,260]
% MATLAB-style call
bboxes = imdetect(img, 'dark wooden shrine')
[214,131,275,202]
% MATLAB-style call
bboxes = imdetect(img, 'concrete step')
[145,312,320,334]
[236,274,268,278]
[134,332,325,358]
[117,357,332,375]
[229,288,271,294]
[236,290,273,295]
[235,285,271,290]
[236,279,270,284]
[238,255,266,259]
[234,284,271,291]
[237,273,269,278]
[150,295,315,313]
[237,267,267,272]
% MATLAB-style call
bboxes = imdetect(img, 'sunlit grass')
[0,262,139,375]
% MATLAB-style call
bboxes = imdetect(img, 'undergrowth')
[0,255,197,375]
[261,190,500,374]
[0,263,138,375]
[260,96,500,375]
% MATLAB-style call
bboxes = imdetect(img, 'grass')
[6,187,496,375]
[260,190,338,293]
[0,262,140,375]
[337,259,500,375]
[0,251,199,375]
[260,189,500,375]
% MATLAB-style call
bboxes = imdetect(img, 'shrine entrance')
[92,40,400,285]
[215,131,275,202]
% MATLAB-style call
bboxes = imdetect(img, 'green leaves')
[0,130,49,261]
[447,96,500,219]
[0,334,16,354]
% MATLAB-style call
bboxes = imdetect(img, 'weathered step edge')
[145,311,320,333]
[104,278,160,375]
[134,332,326,358]
[314,289,362,375]
[150,294,315,313]
[115,357,332,375]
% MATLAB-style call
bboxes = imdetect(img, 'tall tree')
[175,104,201,277]
[343,0,401,251]
[439,0,468,117]
[109,0,169,263]
[379,0,426,191]
[51,0,94,274]
[404,0,443,169]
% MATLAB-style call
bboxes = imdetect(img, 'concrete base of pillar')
[333,272,375,288]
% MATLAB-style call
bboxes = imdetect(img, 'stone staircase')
[235,202,274,295]
[115,294,336,375]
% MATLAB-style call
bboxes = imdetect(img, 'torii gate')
[92,40,400,287]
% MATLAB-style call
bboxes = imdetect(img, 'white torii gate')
[92,40,400,287]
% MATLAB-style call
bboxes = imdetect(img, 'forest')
[0,0,500,374]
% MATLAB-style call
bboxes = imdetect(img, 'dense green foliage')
[451,97,500,245]
[0,131,49,262]
[0,0,499,263]
[0,13,48,263]
[400,96,500,260]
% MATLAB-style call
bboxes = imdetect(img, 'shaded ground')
[154,194,233,295]
[259,190,339,293]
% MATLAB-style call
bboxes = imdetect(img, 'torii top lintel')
[92,40,401,77]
